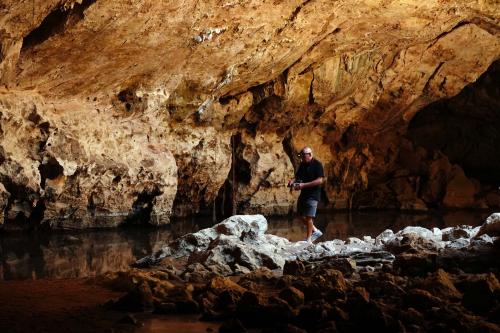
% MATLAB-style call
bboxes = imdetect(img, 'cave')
[408,60,500,187]
[1,2,499,332]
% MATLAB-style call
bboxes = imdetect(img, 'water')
[0,210,493,281]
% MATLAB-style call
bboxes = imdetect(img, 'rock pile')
[134,214,498,276]
[98,213,500,331]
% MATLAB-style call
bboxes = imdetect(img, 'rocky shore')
[98,213,500,332]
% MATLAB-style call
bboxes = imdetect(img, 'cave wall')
[0,1,499,229]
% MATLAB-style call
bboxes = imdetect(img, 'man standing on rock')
[288,146,325,243]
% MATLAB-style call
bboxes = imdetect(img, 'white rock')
[475,213,500,238]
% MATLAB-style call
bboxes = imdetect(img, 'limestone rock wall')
[0,1,499,229]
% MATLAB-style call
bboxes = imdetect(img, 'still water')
[0,210,493,281]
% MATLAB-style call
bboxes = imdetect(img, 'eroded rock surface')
[1,1,499,228]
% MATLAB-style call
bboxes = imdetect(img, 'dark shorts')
[297,197,318,217]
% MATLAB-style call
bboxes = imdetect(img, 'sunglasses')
[298,152,312,157]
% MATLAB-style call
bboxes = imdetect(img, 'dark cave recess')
[408,60,500,186]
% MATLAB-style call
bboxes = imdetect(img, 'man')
[288,147,325,242]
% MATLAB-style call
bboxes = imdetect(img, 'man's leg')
[306,216,314,239]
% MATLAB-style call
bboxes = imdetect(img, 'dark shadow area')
[408,60,500,185]
[122,187,162,227]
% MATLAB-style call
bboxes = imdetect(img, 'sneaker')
[310,229,323,242]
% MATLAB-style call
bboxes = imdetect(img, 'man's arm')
[297,177,324,190]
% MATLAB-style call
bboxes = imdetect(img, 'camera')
[288,180,302,190]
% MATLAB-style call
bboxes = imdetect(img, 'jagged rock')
[475,213,500,238]
[374,229,395,246]
[137,215,395,276]
[101,211,500,331]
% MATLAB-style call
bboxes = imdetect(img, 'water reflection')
[0,210,493,280]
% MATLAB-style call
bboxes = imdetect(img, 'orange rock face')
[0,1,499,228]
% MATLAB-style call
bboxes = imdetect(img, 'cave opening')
[38,157,64,189]
[122,187,162,227]
[407,60,500,187]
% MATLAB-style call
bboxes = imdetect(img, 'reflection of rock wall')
[0,1,499,228]
[0,230,175,280]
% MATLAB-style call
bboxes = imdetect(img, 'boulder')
[475,213,500,238]
[136,214,394,275]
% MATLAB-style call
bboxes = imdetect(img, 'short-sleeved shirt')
[295,158,324,201]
